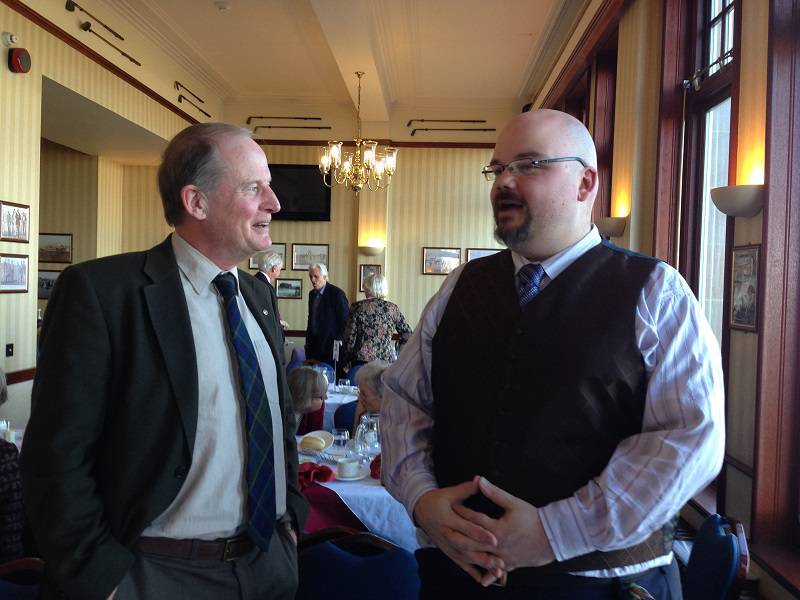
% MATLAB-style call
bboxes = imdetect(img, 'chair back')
[334,401,358,435]
[347,364,364,385]
[297,529,419,600]
[684,514,749,600]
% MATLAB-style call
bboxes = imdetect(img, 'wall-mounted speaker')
[7,48,31,73]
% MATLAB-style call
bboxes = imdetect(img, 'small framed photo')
[39,232,73,263]
[292,243,329,271]
[730,244,760,331]
[466,247,502,262]
[276,278,303,299]
[0,201,30,243]
[422,247,461,275]
[249,243,286,270]
[359,264,382,292]
[0,253,29,293]
[38,269,61,299]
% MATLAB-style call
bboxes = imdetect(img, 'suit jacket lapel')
[143,237,199,452]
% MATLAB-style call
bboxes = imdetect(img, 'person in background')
[381,109,725,599]
[305,263,349,368]
[0,367,24,563]
[255,251,289,331]
[21,123,307,600]
[287,367,327,436]
[342,274,412,378]
[352,359,389,431]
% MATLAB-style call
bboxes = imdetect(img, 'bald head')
[490,109,599,260]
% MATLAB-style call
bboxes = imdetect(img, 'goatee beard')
[493,193,532,250]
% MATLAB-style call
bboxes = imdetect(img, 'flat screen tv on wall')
[270,164,331,221]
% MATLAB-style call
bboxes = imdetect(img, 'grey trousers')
[115,526,298,600]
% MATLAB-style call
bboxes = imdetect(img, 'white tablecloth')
[323,390,358,431]
[321,476,420,553]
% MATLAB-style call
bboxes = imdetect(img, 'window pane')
[709,0,723,20]
[724,8,735,57]
[708,22,722,74]
[698,98,731,343]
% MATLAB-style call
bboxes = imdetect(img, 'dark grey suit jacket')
[20,236,307,600]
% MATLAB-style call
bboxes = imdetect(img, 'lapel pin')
[262,309,269,316]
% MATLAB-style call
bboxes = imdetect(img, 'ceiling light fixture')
[319,72,397,193]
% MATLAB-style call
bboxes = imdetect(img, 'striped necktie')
[212,272,276,550]
[518,263,546,308]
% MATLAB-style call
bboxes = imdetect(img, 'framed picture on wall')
[292,243,329,271]
[730,244,760,331]
[359,264,382,292]
[422,247,460,275]
[38,269,61,299]
[0,201,30,243]
[249,243,286,270]
[39,232,73,263]
[0,253,29,293]
[276,278,302,299]
[466,247,502,262]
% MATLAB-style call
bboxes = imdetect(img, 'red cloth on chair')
[296,401,325,435]
[301,483,367,534]
[369,454,381,480]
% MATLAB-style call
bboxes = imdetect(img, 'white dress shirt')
[142,233,286,540]
[381,225,725,577]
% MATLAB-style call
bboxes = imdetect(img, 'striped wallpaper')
[96,157,124,258]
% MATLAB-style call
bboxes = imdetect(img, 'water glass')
[332,428,350,449]
[353,412,381,461]
[336,378,350,392]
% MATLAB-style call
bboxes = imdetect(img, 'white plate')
[299,430,334,452]
[335,465,370,482]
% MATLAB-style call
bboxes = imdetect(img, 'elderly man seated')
[353,360,389,430]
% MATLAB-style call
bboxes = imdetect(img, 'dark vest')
[431,243,673,572]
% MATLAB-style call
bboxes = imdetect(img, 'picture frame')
[38,269,61,299]
[730,244,760,331]
[292,243,329,271]
[359,264,382,292]
[249,243,286,270]
[276,278,303,299]
[422,247,461,275]
[466,247,502,262]
[39,232,73,263]
[0,201,30,243]
[0,253,29,293]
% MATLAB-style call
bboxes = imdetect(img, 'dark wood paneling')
[592,52,616,221]
[751,0,800,557]
[255,139,495,149]
[6,368,35,385]
[0,0,196,125]
[541,0,626,109]
[653,0,691,262]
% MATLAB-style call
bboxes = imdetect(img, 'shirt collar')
[511,224,602,281]
[171,233,240,295]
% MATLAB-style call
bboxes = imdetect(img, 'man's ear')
[181,185,208,220]
[577,166,598,203]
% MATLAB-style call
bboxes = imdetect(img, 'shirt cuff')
[539,497,595,561]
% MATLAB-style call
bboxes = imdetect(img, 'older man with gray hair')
[254,251,289,331]
[305,262,349,368]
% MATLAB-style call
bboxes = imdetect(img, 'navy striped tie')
[518,263,546,308]
[213,272,276,550]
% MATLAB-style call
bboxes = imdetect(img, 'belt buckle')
[222,538,238,561]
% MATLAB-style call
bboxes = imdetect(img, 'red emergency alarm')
[7,48,31,73]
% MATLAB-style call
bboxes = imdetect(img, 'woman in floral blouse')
[341,274,412,374]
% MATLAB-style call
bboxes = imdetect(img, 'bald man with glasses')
[381,109,725,599]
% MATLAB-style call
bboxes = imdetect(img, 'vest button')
[174,465,188,479]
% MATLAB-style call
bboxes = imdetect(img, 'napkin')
[369,454,381,479]
[298,462,334,490]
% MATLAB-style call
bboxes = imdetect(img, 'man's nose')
[262,187,280,212]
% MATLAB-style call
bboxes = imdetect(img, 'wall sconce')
[596,216,627,239]
[710,184,764,217]
[358,245,384,256]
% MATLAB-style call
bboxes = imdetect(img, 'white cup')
[337,458,360,479]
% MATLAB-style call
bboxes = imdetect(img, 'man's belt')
[136,535,254,561]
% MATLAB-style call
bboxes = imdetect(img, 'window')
[706,0,734,77]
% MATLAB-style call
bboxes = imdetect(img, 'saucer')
[335,465,369,481]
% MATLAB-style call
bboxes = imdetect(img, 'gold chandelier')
[319,71,397,192]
